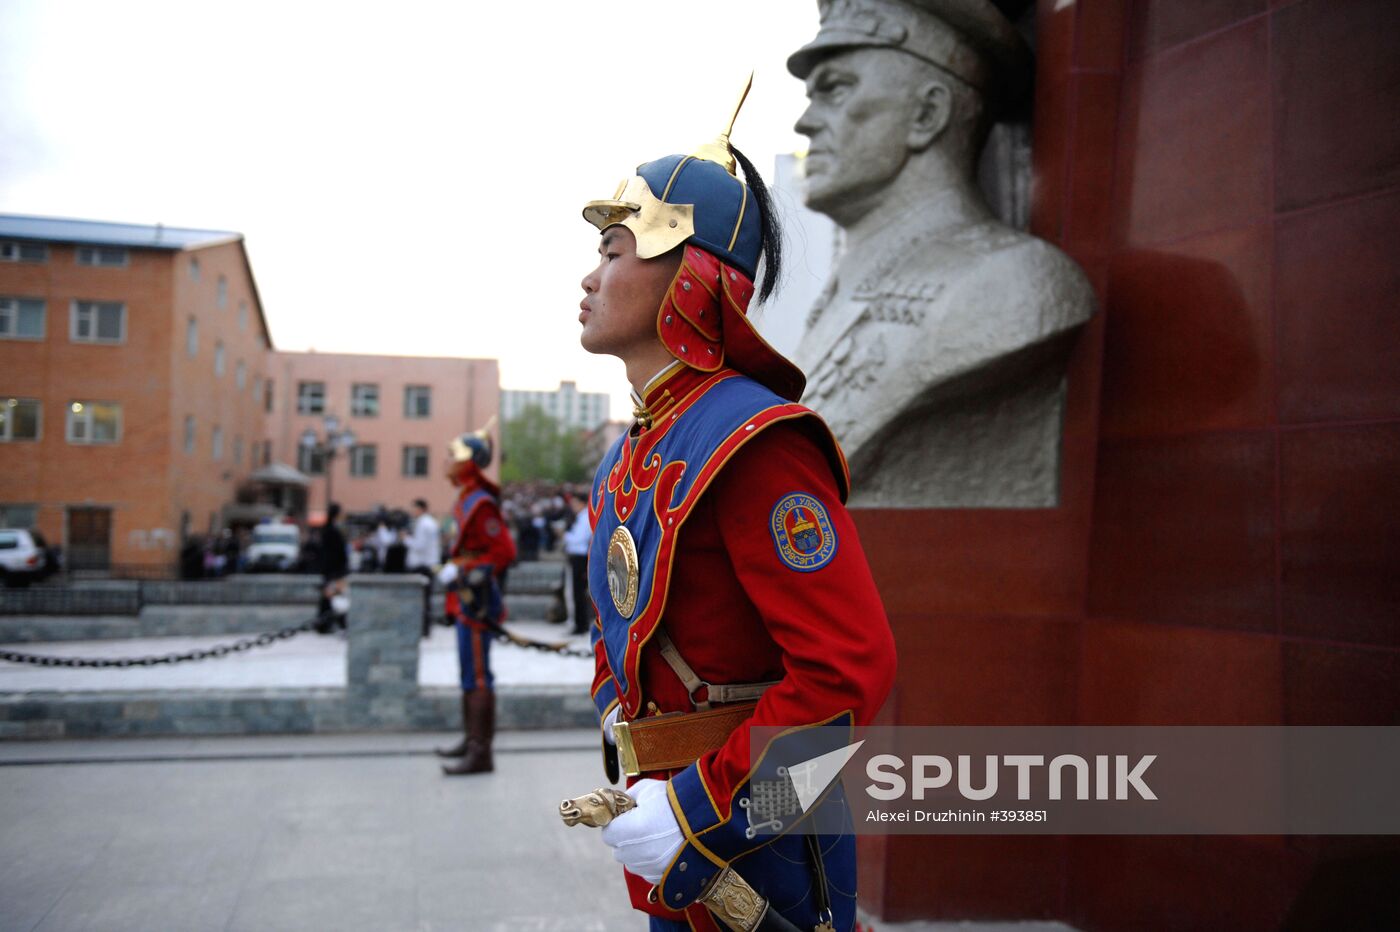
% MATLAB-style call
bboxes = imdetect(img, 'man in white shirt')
[561,488,593,635]
[406,498,441,637]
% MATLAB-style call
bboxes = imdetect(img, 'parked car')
[245,521,301,572]
[0,528,51,586]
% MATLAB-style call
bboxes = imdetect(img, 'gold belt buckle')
[612,719,641,777]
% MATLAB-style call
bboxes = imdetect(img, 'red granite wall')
[856,0,1400,926]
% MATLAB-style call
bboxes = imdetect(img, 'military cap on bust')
[787,0,1033,110]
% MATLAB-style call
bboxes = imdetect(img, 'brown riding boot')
[435,693,472,758]
[442,690,494,776]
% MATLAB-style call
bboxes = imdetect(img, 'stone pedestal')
[345,574,424,729]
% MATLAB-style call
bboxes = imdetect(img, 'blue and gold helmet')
[584,153,764,281]
[581,76,807,402]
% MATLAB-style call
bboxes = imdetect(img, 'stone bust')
[788,0,1095,508]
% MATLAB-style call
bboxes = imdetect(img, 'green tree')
[500,407,590,484]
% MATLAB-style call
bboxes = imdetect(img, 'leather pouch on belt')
[613,702,757,776]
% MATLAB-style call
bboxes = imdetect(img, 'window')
[216,275,228,309]
[214,341,225,377]
[0,398,41,442]
[0,298,45,339]
[402,445,429,477]
[211,426,223,460]
[350,444,377,477]
[238,300,248,331]
[66,401,120,444]
[253,375,262,400]
[189,257,200,281]
[233,435,243,466]
[264,379,274,413]
[235,361,246,389]
[296,381,325,414]
[351,383,379,417]
[297,445,325,475]
[70,301,125,344]
[0,504,38,527]
[262,440,272,466]
[404,385,431,418]
[76,246,127,267]
[1,241,47,263]
[186,316,198,356]
[183,416,195,453]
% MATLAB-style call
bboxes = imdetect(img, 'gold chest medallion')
[607,525,639,618]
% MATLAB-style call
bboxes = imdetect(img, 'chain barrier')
[488,627,594,660]
[0,617,324,668]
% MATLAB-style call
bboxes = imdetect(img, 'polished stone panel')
[1128,0,1266,60]
[1117,19,1270,246]
[1101,224,1273,437]
[1077,619,1284,724]
[1276,189,1400,423]
[1089,433,1277,631]
[1273,0,1400,210]
[1280,423,1400,648]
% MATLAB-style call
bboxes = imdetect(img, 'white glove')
[602,705,620,746]
[600,778,684,884]
[435,563,459,587]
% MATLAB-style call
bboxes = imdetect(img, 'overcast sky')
[0,0,822,420]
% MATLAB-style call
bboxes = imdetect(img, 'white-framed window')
[235,361,246,389]
[186,316,198,356]
[211,426,223,460]
[66,401,121,444]
[70,301,125,344]
[189,256,200,281]
[404,385,431,419]
[238,300,248,331]
[76,246,127,267]
[214,341,225,377]
[297,445,325,476]
[402,445,429,477]
[1,241,47,263]
[296,381,325,414]
[0,398,41,442]
[351,383,379,417]
[216,275,228,309]
[350,444,377,477]
[233,435,243,465]
[184,415,195,453]
[0,298,45,339]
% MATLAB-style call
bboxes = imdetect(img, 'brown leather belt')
[613,702,757,776]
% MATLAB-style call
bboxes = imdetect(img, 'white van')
[246,522,301,572]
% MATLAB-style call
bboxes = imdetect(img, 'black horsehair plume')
[730,145,783,305]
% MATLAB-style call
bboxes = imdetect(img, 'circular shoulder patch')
[769,492,838,572]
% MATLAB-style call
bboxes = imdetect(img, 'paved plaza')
[0,730,1078,932]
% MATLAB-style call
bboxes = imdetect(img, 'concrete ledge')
[0,685,597,739]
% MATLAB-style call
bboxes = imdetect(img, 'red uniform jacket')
[588,365,897,917]
[447,477,515,627]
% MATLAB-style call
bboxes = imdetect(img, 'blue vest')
[587,371,844,716]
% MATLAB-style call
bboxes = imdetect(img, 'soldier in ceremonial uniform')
[433,424,516,776]
[575,85,898,931]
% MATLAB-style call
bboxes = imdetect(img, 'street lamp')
[299,414,356,516]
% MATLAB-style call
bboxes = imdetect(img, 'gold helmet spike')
[690,71,754,176]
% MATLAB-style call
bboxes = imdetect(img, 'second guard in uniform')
[434,424,516,776]
[567,81,898,931]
